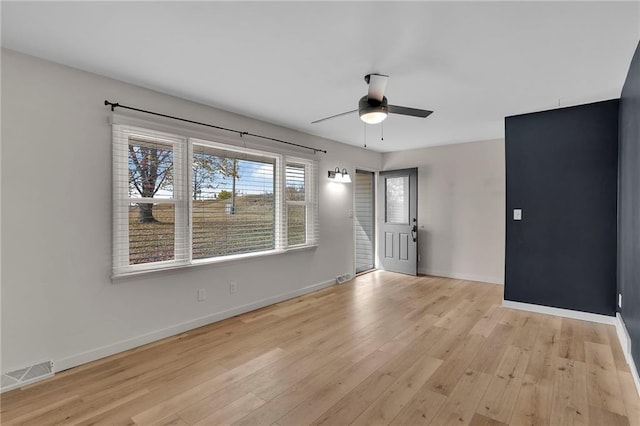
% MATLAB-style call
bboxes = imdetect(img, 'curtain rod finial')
[104,100,119,111]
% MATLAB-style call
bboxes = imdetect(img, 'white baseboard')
[501,300,616,324]
[615,313,640,398]
[53,278,337,373]
[419,268,504,285]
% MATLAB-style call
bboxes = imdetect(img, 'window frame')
[284,160,316,248]
[112,124,318,278]
[188,137,282,264]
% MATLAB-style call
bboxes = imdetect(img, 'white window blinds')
[191,142,277,259]
[113,124,318,276]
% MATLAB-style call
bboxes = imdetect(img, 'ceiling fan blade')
[367,74,388,102]
[311,109,358,124]
[388,105,433,118]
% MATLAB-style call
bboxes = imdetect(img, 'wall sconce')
[328,167,351,183]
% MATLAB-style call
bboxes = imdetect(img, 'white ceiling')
[2,1,639,152]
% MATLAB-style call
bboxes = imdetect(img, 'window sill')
[111,245,318,281]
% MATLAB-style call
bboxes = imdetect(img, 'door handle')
[411,218,417,242]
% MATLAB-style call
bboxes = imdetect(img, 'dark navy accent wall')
[505,100,619,316]
[619,41,640,372]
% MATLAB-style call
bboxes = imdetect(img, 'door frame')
[377,167,418,276]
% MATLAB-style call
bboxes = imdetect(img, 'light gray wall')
[382,139,505,284]
[0,49,382,374]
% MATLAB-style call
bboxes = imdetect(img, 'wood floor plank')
[558,318,587,363]
[469,412,508,426]
[550,357,590,426]
[192,393,266,426]
[429,368,493,426]
[276,350,395,426]
[70,388,150,426]
[525,316,562,381]
[510,313,543,351]
[153,414,191,426]
[509,374,553,426]
[587,406,630,426]
[1,271,638,426]
[73,358,233,425]
[389,388,447,425]
[378,313,439,355]
[582,322,611,346]
[310,363,397,426]
[608,326,631,372]
[350,354,442,425]
[131,348,286,425]
[508,316,559,425]
[618,371,640,426]
[469,304,506,337]
[232,357,353,426]
[312,325,445,425]
[174,344,345,424]
[424,333,486,396]
[584,341,626,416]
[468,323,517,375]
[476,345,531,423]
[1,395,81,425]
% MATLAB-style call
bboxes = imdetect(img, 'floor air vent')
[336,274,352,284]
[1,361,53,393]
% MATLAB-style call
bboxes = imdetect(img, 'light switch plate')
[513,209,522,221]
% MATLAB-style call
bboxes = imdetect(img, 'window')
[285,163,307,246]
[113,125,318,276]
[385,176,409,224]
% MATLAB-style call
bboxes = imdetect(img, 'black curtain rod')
[104,100,327,154]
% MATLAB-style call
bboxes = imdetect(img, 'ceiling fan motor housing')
[359,95,388,123]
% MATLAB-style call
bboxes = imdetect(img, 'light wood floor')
[2,271,639,425]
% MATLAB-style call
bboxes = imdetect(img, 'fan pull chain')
[381,121,384,142]
[363,123,367,148]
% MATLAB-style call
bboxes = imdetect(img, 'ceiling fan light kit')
[359,95,388,124]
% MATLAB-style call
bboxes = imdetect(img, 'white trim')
[53,278,337,372]
[615,313,640,398]
[112,245,319,280]
[501,300,616,324]
[616,313,632,361]
[420,268,504,285]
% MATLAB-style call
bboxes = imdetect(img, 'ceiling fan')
[312,74,433,125]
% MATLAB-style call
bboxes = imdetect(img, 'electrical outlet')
[197,288,206,302]
[618,293,622,308]
[230,281,237,294]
